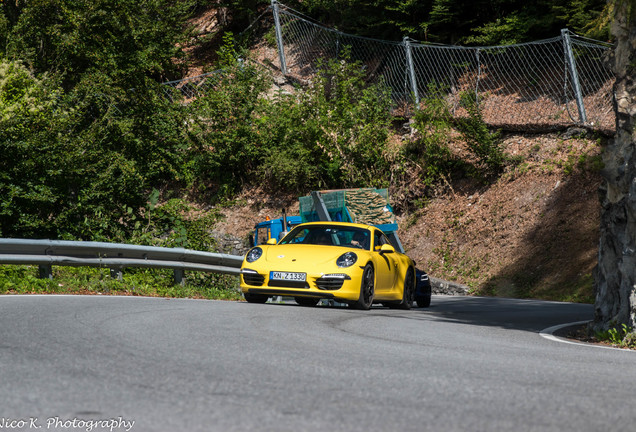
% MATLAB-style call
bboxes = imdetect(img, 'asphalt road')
[1,295,634,432]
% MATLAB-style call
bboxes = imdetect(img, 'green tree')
[0,0,200,240]
[291,0,612,44]
[3,0,194,88]
[0,59,73,237]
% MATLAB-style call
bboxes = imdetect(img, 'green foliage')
[289,0,612,44]
[131,198,222,250]
[403,86,465,187]
[0,265,242,300]
[553,0,612,40]
[3,0,194,87]
[465,13,526,46]
[595,323,636,348]
[455,92,507,175]
[255,51,393,191]
[0,59,194,240]
[0,60,72,238]
[185,58,270,195]
[255,92,324,191]
[402,87,509,196]
[0,1,200,241]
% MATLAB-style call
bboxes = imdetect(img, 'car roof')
[294,221,374,230]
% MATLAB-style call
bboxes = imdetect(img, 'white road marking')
[540,320,636,352]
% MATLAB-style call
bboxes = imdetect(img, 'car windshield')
[279,225,371,250]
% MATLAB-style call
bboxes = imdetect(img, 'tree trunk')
[594,1,636,331]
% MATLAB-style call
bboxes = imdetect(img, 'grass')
[0,265,244,301]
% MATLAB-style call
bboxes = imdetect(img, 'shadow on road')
[246,295,594,334]
[412,295,593,333]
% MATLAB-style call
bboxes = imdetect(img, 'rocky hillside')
[213,129,603,303]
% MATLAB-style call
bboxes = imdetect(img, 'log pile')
[344,189,395,225]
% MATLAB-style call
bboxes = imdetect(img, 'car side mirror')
[266,238,278,245]
[379,244,395,254]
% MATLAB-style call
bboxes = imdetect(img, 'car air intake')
[316,274,350,290]
[242,270,265,286]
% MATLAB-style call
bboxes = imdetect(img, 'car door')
[373,230,399,294]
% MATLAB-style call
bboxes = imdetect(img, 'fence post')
[403,37,420,107]
[475,48,481,104]
[271,0,287,75]
[562,28,587,124]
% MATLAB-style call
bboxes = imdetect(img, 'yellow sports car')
[240,222,416,310]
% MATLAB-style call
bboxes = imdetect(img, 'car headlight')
[246,247,263,263]
[336,251,357,268]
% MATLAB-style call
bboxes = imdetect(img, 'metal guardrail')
[0,239,244,284]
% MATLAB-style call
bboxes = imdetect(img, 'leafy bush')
[402,87,465,187]
[455,91,507,176]
[184,36,270,196]
[403,88,508,192]
[0,60,194,241]
[256,51,393,191]
[131,197,222,250]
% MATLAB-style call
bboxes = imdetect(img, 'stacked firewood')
[344,189,395,225]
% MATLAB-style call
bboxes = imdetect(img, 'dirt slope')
[401,133,601,302]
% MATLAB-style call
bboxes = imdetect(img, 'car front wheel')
[244,293,269,304]
[295,297,320,307]
[352,264,374,310]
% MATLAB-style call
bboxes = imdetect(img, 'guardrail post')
[110,268,123,281]
[271,0,287,75]
[38,265,52,279]
[174,269,185,285]
[562,28,587,124]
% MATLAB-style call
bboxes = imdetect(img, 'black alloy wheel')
[244,293,269,304]
[295,297,320,307]
[397,269,415,310]
[352,264,374,310]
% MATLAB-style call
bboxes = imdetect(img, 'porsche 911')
[240,222,417,310]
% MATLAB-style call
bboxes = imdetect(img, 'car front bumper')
[240,267,363,302]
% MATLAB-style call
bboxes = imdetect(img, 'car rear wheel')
[295,297,320,307]
[352,264,374,310]
[416,295,431,308]
[244,293,269,304]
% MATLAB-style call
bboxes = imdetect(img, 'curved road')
[0,295,634,432]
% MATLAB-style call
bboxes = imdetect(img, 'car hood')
[262,244,354,266]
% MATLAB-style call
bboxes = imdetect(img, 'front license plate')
[270,271,307,282]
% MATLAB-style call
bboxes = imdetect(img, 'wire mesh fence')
[161,69,225,101]
[163,1,616,135]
